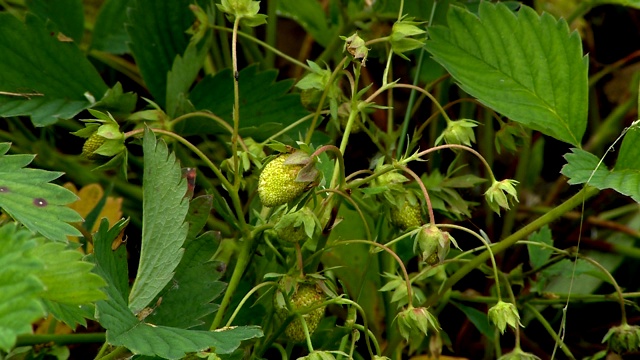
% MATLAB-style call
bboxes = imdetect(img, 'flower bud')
[436,119,479,147]
[342,32,369,65]
[414,224,451,265]
[488,300,522,334]
[602,323,640,353]
[390,17,426,60]
[484,179,519,215]
[396,306,439,341]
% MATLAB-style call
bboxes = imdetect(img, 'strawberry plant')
[1,0,640,359]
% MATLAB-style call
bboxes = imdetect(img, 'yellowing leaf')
[64,183,123,252]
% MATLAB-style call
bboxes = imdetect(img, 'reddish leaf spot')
[0,186,8,193]
[33,198,48,207]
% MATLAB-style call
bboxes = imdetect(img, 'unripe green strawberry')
[274,283,326,343]
[274,207,320,244]
[258,154,309,207]
[82,132,107,159]
[390,201,423,230]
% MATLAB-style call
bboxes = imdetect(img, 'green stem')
[264,0,278,68]
[210,235,255,330]
[124,128,247,230]
[413,144,497,183]
[15,333,105,346]
[525,303,576,360]
[425,185,599,307]
[304,57,347,144]
[231,17,241,190]
[397,48,425,159]
[397,164,435,225]
[579,255,628,324]
[226,281,276,327]
[438,224,502,301]
[211,25,310,71]
[96,346,129,360]
[339,239,413,305]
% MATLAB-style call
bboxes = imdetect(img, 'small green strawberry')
[258,152,313,207]
[274,207,320,244]
[82,132,107,159]
[390,200,423,230]
[274,281,326,343]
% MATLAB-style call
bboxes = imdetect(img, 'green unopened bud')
[297,351,338,360]
[414,224,451,265]
[488,300,522,334]
[342,32,369,65]
[436,119,478,146]
[216,0,267,27]
[390,17,426,60]
[484,179,519,215]
[274,207,320,244]
[396,306,439,341]
[498,348,541,360]
[296,60,342,110]
[495,121,526,154]
[602,323,640,353]
[73,110,125,159]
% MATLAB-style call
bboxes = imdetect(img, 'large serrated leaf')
[91,0,131,54]
[0,14,107,126]
[30,241,106,305]
[126,0,194,107]
[561,148,640,202]
[92,219,262,359]
[0,143,83,242]
[128,129,189,314]
[175,66,310,142]
[27,0,84,42]
[0,223,46,352]
[425,2,588,146]
[145,231,225,329]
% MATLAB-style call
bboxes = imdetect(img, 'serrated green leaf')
[0,14,108,126]
[145,231,225,329]
[0,223,46,352]
[277,0,335,46]
[176,66,310,142]
[41,300,94,328]
[91,0,131,54]
[30,241,106,305]
[451,301,495,342]
[127,0,194,107]
[0,143,83,242]
[128,129,189,314]
[186,195,214,240]
[27,0,84,42]
[425,2,588,146]
[613,125,640,171]
[561,148,640,202]
[92,220,262,359]
[527,225,553,269]
[592,0,640,9]
[166,33,212,117]
[92,82,138,119]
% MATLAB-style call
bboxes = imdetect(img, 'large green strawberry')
[258,153,311,207]
[390,200,423,230]
[274,282,326,343]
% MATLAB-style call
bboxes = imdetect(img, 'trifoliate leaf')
[92,219,262,359]
[0,143,83,242]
